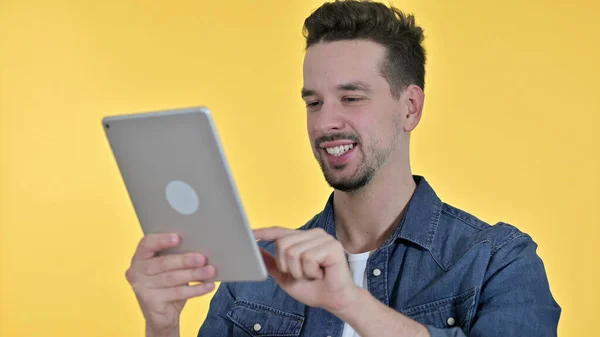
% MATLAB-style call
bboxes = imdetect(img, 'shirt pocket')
[227,299,305,337]
[400,287,477,331]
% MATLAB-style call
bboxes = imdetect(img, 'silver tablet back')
[102,106,267,282]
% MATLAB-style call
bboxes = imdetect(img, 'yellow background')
[1,0,597,336]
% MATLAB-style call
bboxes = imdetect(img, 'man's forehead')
[302,41,387,93]
[305,40,385,61]
[303,40,386,77]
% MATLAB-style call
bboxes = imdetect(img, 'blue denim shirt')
[198,176,560,337]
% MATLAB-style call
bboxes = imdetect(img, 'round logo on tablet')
[165,180,200,215]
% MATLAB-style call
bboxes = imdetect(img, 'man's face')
[302,39,408,192]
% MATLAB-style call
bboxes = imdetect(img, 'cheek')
[352,108,383,141]
[365,110,402,145]
[306,112,322,135]
[306,117,317,145]
[306,120,313,137]
[390,111,404,135]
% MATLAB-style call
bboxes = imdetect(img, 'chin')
[329,179,368,192]
[324,170,372,192]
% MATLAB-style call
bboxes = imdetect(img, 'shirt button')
[253,323,262,331]
[372,268,381,276]
[447,317,456,326]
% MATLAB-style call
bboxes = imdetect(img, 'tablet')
[102,106,268,282]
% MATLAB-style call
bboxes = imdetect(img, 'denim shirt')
[198,176,560,337]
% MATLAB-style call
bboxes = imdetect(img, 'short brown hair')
[303,0,426,97]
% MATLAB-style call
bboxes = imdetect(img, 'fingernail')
[170,234,178,243]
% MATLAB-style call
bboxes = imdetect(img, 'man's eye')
[343,97,363,102]
[306,101,322,108]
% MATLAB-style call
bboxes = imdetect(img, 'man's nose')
[313,101,345,133]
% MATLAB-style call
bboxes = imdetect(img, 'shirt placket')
[366,246,390,306]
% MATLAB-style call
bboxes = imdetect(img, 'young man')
[125,1,561,336]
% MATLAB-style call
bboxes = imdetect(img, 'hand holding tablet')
[103,106,270,335]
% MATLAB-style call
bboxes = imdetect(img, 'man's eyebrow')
[301,81,373,98]
[301,88,316,98]
[337,81,373,93]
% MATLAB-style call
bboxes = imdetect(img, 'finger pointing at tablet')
[126,233,217,337]
[253,227,360,316]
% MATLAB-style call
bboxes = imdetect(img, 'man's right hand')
[125,233,217,337]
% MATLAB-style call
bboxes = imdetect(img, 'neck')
[333,158,416,254]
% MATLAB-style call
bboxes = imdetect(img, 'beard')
[314,128,400,192]
[314,114,403,192]
[313,132,367,192]
[315,138,393,192]
[319,159,375,192]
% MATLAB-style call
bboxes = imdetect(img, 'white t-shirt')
[341,251,371,337]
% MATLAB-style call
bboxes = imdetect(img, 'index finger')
[132,233,180,261]
[253,227,295,241]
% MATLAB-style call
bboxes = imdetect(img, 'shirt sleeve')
[196,281,236,337]
[425,232,561,337]
[471,233,560,336]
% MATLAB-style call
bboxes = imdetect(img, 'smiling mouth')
[324,143,357,157]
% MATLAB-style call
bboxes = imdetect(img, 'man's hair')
[303,0,426,97]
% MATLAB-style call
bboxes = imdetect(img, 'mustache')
[314,133,361,148]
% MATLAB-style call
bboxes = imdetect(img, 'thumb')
[259,247,285,282]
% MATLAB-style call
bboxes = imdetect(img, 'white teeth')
[326,144,354,157]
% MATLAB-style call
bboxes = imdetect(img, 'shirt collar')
[318,175,442,252]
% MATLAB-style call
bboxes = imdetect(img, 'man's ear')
[403,84,425,132]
